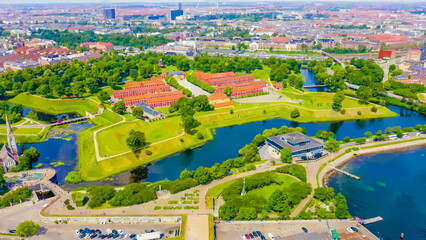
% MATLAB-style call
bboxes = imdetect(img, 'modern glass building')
[266,132,324,159]
[103,8,116,20]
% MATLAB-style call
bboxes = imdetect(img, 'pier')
[303,85,326,89]
[331,167,360,180]
[362,216,383,225]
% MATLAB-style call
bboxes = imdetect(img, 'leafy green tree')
[113,100,126,114]
[280,148,293,163]
[335,203,350,219]
[98,90,110,102]
[238,207,257,220]
[129,68,138,80]
[126,129,146,152]
[325,139,340,153]
[181,114,199,133]
[364,131,372,137]
[16,221,39,237]
[26,111,38,120]
[194,166,210,184]
[223,86,233,96]
[132,106,144,118]
[179,168,194,180]
[356,86,372,104]
[87,185,116,208]
[267,189,291,215]
[342,136,351,142]
[290,108,300,118]
[376,130,382,136]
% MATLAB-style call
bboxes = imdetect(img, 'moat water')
[328,147,426,240]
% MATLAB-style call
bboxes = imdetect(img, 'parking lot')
[216,220,378,240]
[37,222,181,240]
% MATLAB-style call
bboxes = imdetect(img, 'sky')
[0,0,424,4]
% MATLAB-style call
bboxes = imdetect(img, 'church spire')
[6,115,18,153]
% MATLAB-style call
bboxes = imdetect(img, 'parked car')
[268,233,275,240]
[90,234,97,239]
[129,234,136,238]
[9,230,16,234]
[79,233,86,239]
[256,231,262,236]
[249,233,254,238]
[351,227,359,232]
[241,235,247,240]
[252,232,258,237]
[245,233,251,239]
[260,235,266,240]
[118,229,124,234]
[347,227,354,233]
[75,230,80,235]
[302,227,308,233]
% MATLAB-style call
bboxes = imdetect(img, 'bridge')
[321,51,345,66]
[303,85,326,89]
[345,82,360,91]
[362,216,383,225]
[332,167,360,180]
[49,116,90,127]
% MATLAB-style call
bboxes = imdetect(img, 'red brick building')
[196,72,255,86]
[113,76,171,99]
[215,81,266,97]
[378,50,396,60]
[144,94,186,108]
[123,91,184,106]
[78,42,114,51]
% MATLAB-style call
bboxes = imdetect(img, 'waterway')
[328,147,426,240]
[301,68,326,92]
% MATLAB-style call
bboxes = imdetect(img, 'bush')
[291,109,300,118]
[357,111,361,115]
[64,199,70,205]
[72,192,87,207]
[65,171,83,184]
[168,200,178,204]
[340,109,346,115]
[154,206,161,210]
[371,106,377,112]
[197,132,204,140]
[66,205,75,210]
[145,149,152,155]
[275,164,307,182]
[180,138,184,142]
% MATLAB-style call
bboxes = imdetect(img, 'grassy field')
[80,100,397,181]
[0,127,50,145]
[9,93,99,116]
[418,93,426,102]
[280,87,373,110]
[246,174,299,199]
[252,67,271,81]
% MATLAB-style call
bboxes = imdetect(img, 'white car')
[268,233,275,240]
[241,235,247,240]
[74,230,80,235]
[118,229,124,234]
[347,227,354,233]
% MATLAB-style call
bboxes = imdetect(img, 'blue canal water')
[328,147,426,240]
[301,68,326,92]
[142,104,426,183]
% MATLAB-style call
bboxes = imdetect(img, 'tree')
[179,168,194,180]
[335,203,350,219]
[371,106,377,112]
[332,91,345,111]
[280,148,293,163]
[98,90,110,102]
[113,101,126,114]
[223,86,233,96]
[342,136,351,142]
[193,166,210,184]
[126,130,146,152]
[238,207,257,220]
[181,115,199,133]
[291,109,300,118]
[16,221,40,237]
[132,106,144,118]
[376,130,382,136]
[267,189,291,215]
[26,111,38,120]
[356,86,372,104]
[325,139,340,153]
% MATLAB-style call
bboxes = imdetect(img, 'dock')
[303,85,326,89]
[331,167,360,180]
[362,216,383,225]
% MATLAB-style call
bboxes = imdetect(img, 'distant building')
[160,71,186,80]
[405,49,421,62]
[0,116,19,172]
[421,43,426,62]
[133,102,166,121]
[378,49,396,60]
[208,93,234,108]
[171,9,183,21]
[103,8,116,20]
[266,132,324,160]
[78,42,114,52]
[4,59,39,71]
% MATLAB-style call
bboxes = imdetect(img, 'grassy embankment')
[7,92,397,181]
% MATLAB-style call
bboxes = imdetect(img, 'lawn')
[9,93,99,116]
[280,88,371,110]
[252,67,271,81]
[246,174,299,199]
[97,117,182,157]
[418,93,426,102]
[80,100,397,181]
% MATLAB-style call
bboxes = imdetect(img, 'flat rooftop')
[267,132,323,152]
